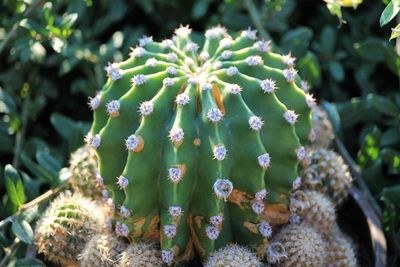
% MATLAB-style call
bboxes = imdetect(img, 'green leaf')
[298,51,322,86]
[354,38,386,62]
[12,220,34,244]
[4,165,26,211]
[367,94,400,117]
[35,150,61,177]
[326,2,343,23]
[20,154,56,183]
[50,113,90,152]
[15,258,46,267]
[61,13,78,28]
[280,27,313,57]
[328,61,344,82]
[0,88,17,114]
[382,128,400,147]
[380,0,400,27]
[390,23,400,40]
[192,0,211,19]
[381,184,400,204]
[381,148,400,174]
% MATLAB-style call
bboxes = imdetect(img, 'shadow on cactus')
[83,24,315,264]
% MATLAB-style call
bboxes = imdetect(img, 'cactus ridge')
[87,25,312,264]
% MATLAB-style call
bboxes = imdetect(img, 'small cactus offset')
[79,233,127,267]
[35,192,106,266]
[268,224,327,267]
[204,244,263,267]
[119,242,163,267]
[299,191,336,236]
[68,145,103,199]
[326,228,357,267]
[300,147,353,205]
[309,106,334,148]
[85,25,314,264]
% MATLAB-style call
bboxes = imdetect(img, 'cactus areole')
[86,25,313,264]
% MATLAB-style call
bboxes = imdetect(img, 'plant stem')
[244,0,272,41]
[0,238,20,267]
[0,185,63,229]
[0,0,46,55]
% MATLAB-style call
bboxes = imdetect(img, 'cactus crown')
[86,25,312,264]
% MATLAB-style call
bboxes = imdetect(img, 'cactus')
[309,106,334,148]
[326,228,357,267]
[204,244,263,267]
[268,224,327,266]
[300,147,352,205]
[85,25,313,263]
[119,242,163,267]
[68,145,103,199]
[79,233,127,267]
[35,192,106,266]
[298,191,336,236]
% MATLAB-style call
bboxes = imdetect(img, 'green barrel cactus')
[85,25,313,264]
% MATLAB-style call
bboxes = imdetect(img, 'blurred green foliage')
[0,0,399,265]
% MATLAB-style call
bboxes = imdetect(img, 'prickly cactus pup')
[204,244,263,267]
[35,192,106,266]
[326,228,357,267]
[300,191,336,236]
[68,145,103,199]
[86,25,313,264]
[309,106,334,148]
[268,224,327,267]
[300,147,353,205]
[119,242,163,267]
[79,233,127,267]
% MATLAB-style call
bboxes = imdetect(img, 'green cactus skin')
[86,25,313,264]
[204,244,263,267]
[34,192,106,266]
[68,145,104,199]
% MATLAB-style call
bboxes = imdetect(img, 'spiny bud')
[68,146,103,199]
[204,244,263,267]
[119,242,163,267]
[301,191,336,236]
[300,147,352,205]
[270,224,327,267]
[79,233,127,267]
[35,192,106,266]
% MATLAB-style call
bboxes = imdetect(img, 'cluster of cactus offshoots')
[34,25,357,266]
